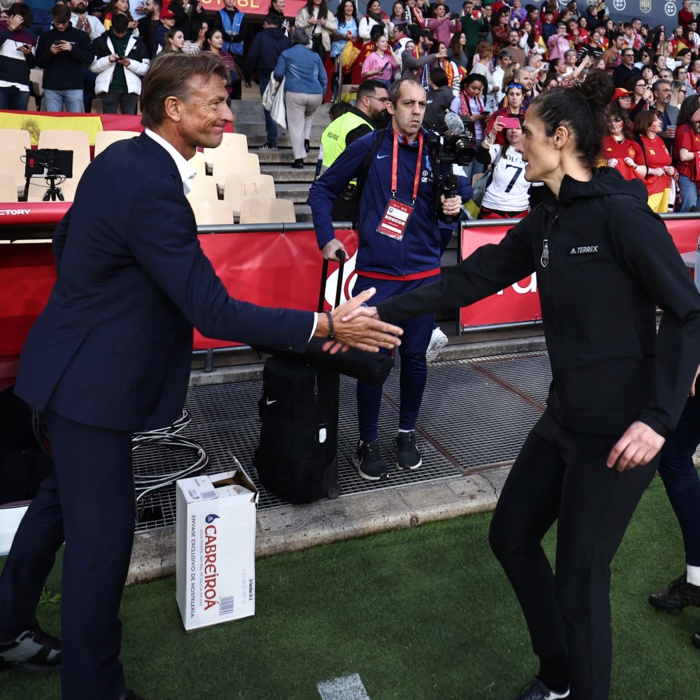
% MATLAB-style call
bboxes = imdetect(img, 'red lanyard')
[391,130,424,204]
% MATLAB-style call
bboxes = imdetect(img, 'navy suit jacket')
[15,133,313,431]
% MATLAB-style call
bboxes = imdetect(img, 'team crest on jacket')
[639,0,651,13]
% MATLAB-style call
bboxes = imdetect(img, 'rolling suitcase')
[254,258,344,504]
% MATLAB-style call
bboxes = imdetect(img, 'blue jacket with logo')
[309,126,445,277]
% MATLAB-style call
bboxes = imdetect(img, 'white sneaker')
[426,327,448,362]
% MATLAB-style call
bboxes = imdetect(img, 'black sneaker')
[649,574,700,611]
[0,622,61,674]
[352,440,388,481]
[258,144,278,151]
[395,430,422,471]
[304,139,310,154]
[513,678,570,700]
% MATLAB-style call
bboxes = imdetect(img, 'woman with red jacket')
[673,94,700,212]
[633,109,675,213]
[600,105,642,181]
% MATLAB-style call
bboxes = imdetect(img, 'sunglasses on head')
[507,82,523,90]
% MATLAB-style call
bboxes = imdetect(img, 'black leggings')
[489,412,657,700]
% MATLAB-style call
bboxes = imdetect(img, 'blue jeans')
[43,88,84,113]
[678,173,699,212]
[658,392,700,566]
[0,86,30,111]
[259,76,277,148]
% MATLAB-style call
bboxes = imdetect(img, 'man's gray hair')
[291,28,310,46]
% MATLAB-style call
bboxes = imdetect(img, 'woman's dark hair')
[449,30,465,57]
[624,74,645,94]
[633,109,659,136]
[461,72,487,94]
[491,6,509,28]
[140,53,229,129]
[202,26,222,51]
[336,0,357,25]
[605,104,632,139]
[303,0,328,20]
[369,24,384,42]
[106,0,133,21]
[677,93,700,129]
[530,69,614,170]
[189,17,209,42]
[7,2,32,28]
[522,20,536,49]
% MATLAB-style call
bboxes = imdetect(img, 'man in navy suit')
[0,53,402,700]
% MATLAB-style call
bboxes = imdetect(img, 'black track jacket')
[378,168,700,438]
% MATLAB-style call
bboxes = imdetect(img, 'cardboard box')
[176,460,258,631]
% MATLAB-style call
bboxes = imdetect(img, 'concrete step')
[295,203,312,223]
[261,164,317,182]
[256,148,319,164]
[275,182,311,204]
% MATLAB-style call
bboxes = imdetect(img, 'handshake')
[314,287,401,354]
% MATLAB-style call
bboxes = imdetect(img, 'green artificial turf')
[1,476,697,699]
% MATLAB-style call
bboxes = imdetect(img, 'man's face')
[53,17,70,32]
[175,74,234,154]
[614,36,625,50]
[654,83,672,104]
[529,55,541,69]
[508,31,519,46]
[659,69,672,80]
[70,0,87,13]
[224,0,235,9]
[419,36,432,53]
[386,82,426,139]
[501,54,512,68]
[519,71,534,91]
[363,87,389,121]
[632,19,641,31]
[622,49,635,66]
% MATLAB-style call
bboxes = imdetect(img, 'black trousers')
[489,412,658,700]
[0,411,135,700]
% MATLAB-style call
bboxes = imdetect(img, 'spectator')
[151,3,176,56]
[504,27,526,66]
[167,0,204,40]
[401,28,442,89]
[0,3,36,110]
[486,79,526,137]
[613,46,640,87]
[447,30,468,71]
[492,49,512,104]
[391,23,411,69]
[426,2,460,47]
[137,0,161,54]
[459,0,488,59]
[182,16,208,54]
[424,65,454,133]
[519,19,545,60]
[450,72,489,178]
[625,74,653,119]
[91,13,149,114]
[475,113,530,218]
[358,0,391,45]
[547,22,572,61]
[215,0,244,99]
[154,27,184,57]
[469,40,496,100]
[673,93,700,212]
[388,0,407,28]
[274,27,327,169]
[632,109,674,213]
[296,0,338,64]
[202,26,237,100]
[600,104,643,181]
[670,79,688,108]
[69,0,105,40]
[405,0,425,30]
[103,0,138,31]
[651,78,679,151]
[243,12,290,151]
[679,0,695,28]
[35,3,95,113]
[268,0,290,33]
[491,7,511,53]
[309,78,463,482]
[361,31,398,90]
[432,40,460,95]
[330,0,359,88]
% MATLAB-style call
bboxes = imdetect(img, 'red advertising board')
[201,0,305,15]
[459,217,700,332]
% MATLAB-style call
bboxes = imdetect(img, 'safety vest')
[321,110,374,171]
[219,9,244,56]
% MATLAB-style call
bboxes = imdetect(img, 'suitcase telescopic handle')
[318,249,346,313]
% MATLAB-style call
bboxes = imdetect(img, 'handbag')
[270,75,287,129]
[261,71,280,111]
[471,147,503,206]
[255,252,394,388]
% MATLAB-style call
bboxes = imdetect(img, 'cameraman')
[308,79,461,482]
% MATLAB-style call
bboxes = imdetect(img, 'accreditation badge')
[377,199,414,241]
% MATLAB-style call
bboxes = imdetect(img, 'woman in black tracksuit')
[365,71,700,700]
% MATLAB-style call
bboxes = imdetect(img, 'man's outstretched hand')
[606,421,665,472]
[314,288,402,354]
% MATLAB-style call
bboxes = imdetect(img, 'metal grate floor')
[132,351,552,532]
